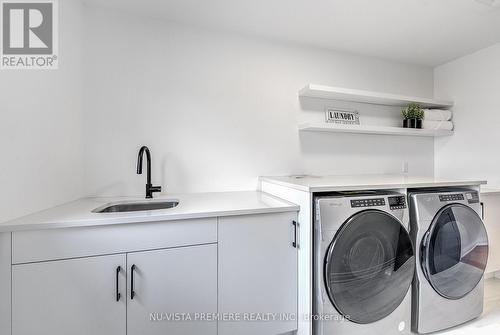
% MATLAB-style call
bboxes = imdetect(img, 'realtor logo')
[1,0,58,69]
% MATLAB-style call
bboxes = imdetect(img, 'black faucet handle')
[150,185,162,193]
[145,184,162,198]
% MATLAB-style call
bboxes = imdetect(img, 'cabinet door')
[127,244,217,335]
[218,212,299,335]
[12,254,126,335]
[482,195,500,273]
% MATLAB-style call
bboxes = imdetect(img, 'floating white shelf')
[299,84,453,109]
[298,123,453,137]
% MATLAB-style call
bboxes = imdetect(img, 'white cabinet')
[11,245,218,335]
[482,194,500,274]
[11,218,217,264]
[218,212,299,335]
[12,254,126,335]
[127,244,218,335]
[9,212,299,335]
[0,233,11,335]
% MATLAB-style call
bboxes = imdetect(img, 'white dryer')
[314,191,415,335]
[409,189,489,333]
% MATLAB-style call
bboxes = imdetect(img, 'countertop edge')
[309,181,488,192]
[260,176,487,193]
[260,177,311,192]
[0,201,300,233]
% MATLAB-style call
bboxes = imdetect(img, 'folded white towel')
[423,109,452,121]
[422,120,454,131]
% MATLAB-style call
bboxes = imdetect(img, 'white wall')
[434,43,500,275]
[434,43,500,186]
[0,0,85,223]
[83,6,435,197]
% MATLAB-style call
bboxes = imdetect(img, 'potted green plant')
[415,109,424,129]
[402,109,409,128]
[402,103,424,128]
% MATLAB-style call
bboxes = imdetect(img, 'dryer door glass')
[422,204,488,299]
[324,210,414,324]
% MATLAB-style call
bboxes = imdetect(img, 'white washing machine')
[314,191,415,335]
[409,189,489,334]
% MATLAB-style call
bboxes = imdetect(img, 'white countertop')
[0,191,299,232]
[260,174,487,193]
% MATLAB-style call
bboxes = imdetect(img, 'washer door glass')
[422,204,488,300]
[324,210,414,324]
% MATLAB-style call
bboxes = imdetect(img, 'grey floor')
[433,278,500,335]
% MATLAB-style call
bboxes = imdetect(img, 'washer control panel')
[388,196,406,210]
[439,194,465,202]
[351,198,386,208]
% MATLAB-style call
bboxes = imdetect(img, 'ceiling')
[84,0,500,66]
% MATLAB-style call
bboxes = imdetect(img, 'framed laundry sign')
[325,108,360,125]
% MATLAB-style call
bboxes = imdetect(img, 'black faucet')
[137,146,162,199]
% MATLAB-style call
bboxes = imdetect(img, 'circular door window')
[422,204,488,300]
[324,210,415,324]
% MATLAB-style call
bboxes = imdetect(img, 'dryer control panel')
[439,194,464,202]
[388,196,406,210]
[466,192,480,204]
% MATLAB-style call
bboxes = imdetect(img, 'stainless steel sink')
[92,200,179,213]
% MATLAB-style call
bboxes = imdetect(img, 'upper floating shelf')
[299,84,454,109]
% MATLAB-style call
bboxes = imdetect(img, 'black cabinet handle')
[292,221,298,248]
[116,266,121,302]
[131,264,136,300]
[481,202,485,220]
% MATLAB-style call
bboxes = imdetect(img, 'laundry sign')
[325,108,360,125]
